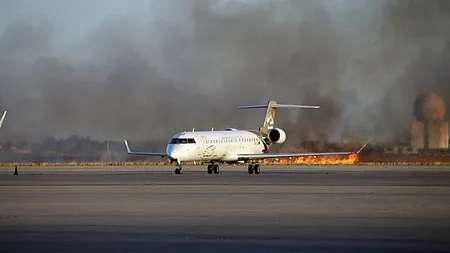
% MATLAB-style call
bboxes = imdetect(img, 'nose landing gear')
[174,160,183,174]
[175,167,183,174]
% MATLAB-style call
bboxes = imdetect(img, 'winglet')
[356,139,370,154]
[0,111,7,129]
[123,140,168,157]
[124,140,131,154]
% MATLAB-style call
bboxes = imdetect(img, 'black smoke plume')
[1,0,450,147]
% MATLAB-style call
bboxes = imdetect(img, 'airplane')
[124,100,369,174]
[0,111,6,129]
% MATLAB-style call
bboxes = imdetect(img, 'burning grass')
[264,154,359,165]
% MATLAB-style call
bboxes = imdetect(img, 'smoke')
[1,0,450,146]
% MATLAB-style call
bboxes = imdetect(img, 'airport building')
[411,93,449,150]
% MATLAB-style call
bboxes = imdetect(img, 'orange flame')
[264,154,359,165]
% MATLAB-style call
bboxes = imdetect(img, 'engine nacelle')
[267,128,287,144]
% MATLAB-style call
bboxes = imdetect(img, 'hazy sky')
[1,0,449,146]
[1,1,148,38]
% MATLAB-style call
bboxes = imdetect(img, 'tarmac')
[1,165,450,252]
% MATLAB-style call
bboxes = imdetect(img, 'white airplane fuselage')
[167,129,267,162]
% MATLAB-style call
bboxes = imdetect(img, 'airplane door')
[197,136,205,158]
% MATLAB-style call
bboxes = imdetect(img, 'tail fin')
[0,111,6,129]
[238,100,319,134]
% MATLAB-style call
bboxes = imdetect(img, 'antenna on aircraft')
[211,128,214,131]
[192,128,195,132]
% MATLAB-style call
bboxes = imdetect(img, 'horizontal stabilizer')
[124,140,168,157]
[238,100,320,134]
[238,105,268,109]
[238,104,320,109]
[0,111,7,129]
[273,104,320,109]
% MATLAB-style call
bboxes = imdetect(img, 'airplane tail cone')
[14,165,18,176]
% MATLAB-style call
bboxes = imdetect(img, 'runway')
[1,165,450,252]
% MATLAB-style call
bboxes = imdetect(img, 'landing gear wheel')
[254,164,260,174]
[207,165,213,174]
[213,164,219,174]
[248,164,254,174]
[175,167,183,174]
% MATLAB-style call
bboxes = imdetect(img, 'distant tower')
[411,93,448,149]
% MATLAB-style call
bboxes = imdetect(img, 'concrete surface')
[1,165,450,252]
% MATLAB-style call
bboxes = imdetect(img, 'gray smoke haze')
[1,0,450,145]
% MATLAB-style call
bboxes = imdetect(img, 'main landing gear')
[207,163,219,174]
[248,163,260,174]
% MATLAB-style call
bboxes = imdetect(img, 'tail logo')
[265,113,274,128]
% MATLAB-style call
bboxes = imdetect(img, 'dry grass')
[0,161,169,167]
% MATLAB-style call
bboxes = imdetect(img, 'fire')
[264,154,359,165]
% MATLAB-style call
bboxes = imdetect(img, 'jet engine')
[267,128,286,144]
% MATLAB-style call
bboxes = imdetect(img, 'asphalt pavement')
[1,165,450,252]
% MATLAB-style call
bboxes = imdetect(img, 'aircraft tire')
[207,165,213,174]
[175,168,183,174]
[254,164,260,174]
[248,164,254,174]
[213,164,219,174]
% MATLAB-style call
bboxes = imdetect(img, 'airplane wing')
[124,140,168,157]
[0,111,6,129]
[237,140,369,160]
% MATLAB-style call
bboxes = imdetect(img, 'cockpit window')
[169,138,196,144]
